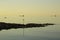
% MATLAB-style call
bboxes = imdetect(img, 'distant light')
[19,15,24,17]
[54,15,56,17]
[4,17,7,19]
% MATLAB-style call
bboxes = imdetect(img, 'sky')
[0,0,60,23]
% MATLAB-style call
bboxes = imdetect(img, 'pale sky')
[0,0,60,23]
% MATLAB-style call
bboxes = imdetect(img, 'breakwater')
[0,22,55,30]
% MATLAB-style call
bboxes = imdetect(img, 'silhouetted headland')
[0,22,55,30]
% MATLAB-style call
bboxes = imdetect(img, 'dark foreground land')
[0,22,55,30]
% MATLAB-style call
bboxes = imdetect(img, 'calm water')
[0,17,60,40]
[0,25,60,40]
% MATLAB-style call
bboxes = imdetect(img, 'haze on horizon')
[0,0,60,24]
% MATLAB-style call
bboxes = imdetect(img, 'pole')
[4,17,7,22]
[19,14,24,40]
[23,18,24,38]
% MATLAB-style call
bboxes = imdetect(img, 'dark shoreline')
[0,22,55,31]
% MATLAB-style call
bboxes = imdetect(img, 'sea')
[0,16,60,40]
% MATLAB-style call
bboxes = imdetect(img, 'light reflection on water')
[0,25,60,40]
